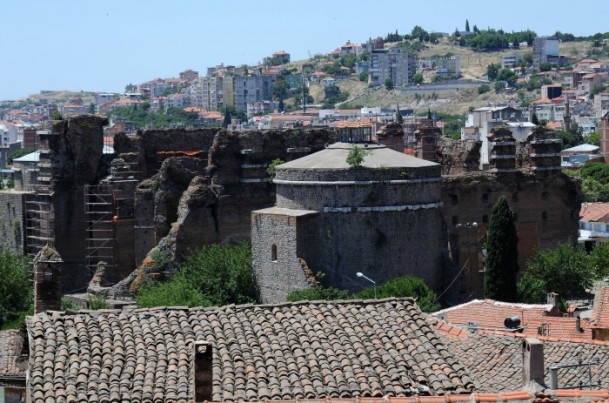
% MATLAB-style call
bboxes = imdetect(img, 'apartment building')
[369,47,416,87]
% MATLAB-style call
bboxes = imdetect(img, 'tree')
[0,250,32,329]
[352,276,440,312]
[487,63,499,81]
[287,286,350,302]
[384,78,394,90]
[8,147,36,164]
[478,84,490,94]
[346,146,370,167]
[222,107,232,128]
[396,110,403,124]
[518,243,595,303]
[359,71,369,82]
[136,242,255,308]
[266,158,284,183]
[412,72,424,85]
[494,81,505,93]
[272,77,289,105]
[465,19,470,33]
[586,130,601,147]
[484,197,518,301]
[531,112,540,125]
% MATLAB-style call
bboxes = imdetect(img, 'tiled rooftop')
[0,329,26,380]
[580,203,609,224]
[432,300,592,341]
[26,299,474,403]
[432,319,609,392]
[593,287,609,328]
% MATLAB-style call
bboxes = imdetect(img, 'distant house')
[560,143,601,168]
[579,202,609,247]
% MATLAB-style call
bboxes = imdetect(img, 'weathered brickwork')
[0,191,26,254]
[442,170,581,297]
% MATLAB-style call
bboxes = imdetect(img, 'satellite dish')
[504,316,521,329]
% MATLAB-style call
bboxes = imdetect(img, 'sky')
[2,0,609,101]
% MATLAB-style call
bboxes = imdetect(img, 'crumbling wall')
[442,170,582,298]
[436,137,481,175]
[47,116,108,292]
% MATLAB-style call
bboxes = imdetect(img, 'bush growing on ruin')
[266,158,285,183]
[287,286,350,302]
[484,197,519,302]
[136,242,255,308]
[0,249,32,329]
[346,146,370,167]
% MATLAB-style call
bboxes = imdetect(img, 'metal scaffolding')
[84,184,116,275]
[24,192,54,256]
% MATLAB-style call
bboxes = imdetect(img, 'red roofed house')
[432,297,594,341]
[579,203,609,247]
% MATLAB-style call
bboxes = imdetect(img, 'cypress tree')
[465,19,470,33]
[484,196,519,301]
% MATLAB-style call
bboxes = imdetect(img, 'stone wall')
[0,191,26,254]
[251,209,317,303]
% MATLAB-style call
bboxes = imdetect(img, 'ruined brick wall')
[0,191,26,254]
[442,171,581,297]
[47,116,108,292]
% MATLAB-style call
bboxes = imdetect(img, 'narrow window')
[271,244,277,262]
[451,194,458,205]
[482,215,488,224]
[542,211,547,220]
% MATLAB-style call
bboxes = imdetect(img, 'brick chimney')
[192,341,213,402]
[33,245,63,313]
[523,338,545,387]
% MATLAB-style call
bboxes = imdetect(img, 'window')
[542,211,547,220]
[271,244,277,262]
[451,194,458,205]
[452,215,458,226]
[482,193,489,203]
[512,193,518,202]
[483,215,488,224]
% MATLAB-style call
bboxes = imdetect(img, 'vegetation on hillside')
[109,103,217,129]
[564,162,609,202]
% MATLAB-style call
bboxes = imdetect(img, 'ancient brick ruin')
[7,117,581,303]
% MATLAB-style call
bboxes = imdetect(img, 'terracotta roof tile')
[26,299,475,403]
[432,300,592,341]
[0,329,26,380]
[437,329,609,392]
[592,287,609,328]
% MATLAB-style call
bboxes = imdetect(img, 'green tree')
[591,242,609,279]
[346,145,370,167]
[412,72,424,85]
[6,176,14,189]
[484,197,518,301]
[586,130,601,147]
[487,63,499,80]
[222,107,232,128]
[359,71,369,82]
[272,77,289,105]
[0,250,32,329]
[352,276,440,312]
[518,243,595,302]
[266,158,284,183]
[494,81,505,93]
[384,78,395,90]
[465,19,470,33]
[478,84,490,94]
[287,286,350,302]
[136,242,255,308]
[531,112,540,125]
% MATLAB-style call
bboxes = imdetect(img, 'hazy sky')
[2,0,608,101]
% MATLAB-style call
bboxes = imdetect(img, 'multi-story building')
[369,47,416,87]
[233,74,276,112]
[194,76,224,110]
[502,54,523,69]
[532,36,560,66]
[594,92,609,118]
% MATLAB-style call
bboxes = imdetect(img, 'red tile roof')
[581,203,609,223]
[593,287,609,328]
[432,299,593,341]
[0,330,26,379]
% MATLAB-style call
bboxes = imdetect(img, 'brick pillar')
[33,245,63,313]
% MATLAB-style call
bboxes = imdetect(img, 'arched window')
[271,244,278,262]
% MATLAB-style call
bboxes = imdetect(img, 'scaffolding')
[84,184,116,276]
[24,192,54,256]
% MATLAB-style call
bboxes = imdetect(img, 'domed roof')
[277,142,438,170]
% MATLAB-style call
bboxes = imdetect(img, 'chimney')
[523,338,545,387]
[192,341,213,402]
[546,292,558,307]
[576,316,582,333]
[33,245,63,314]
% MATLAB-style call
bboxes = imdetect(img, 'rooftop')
[26,299,474,403]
